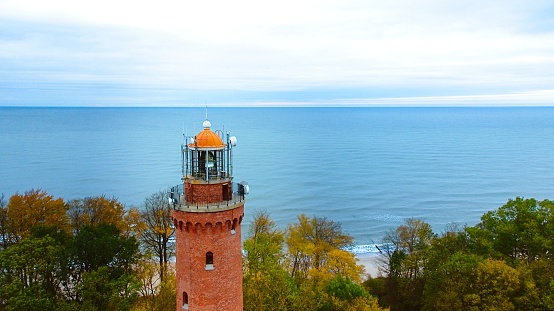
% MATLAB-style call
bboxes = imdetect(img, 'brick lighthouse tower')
[171,118,247,311]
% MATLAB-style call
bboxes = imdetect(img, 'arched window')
[205,251,214,270]
[182,291,189,310]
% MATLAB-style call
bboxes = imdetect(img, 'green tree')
[243,211,297,310]
[0,235,65,310]
[423,254,524,311]
[467,197,554,264]
[322,275,384,311]
[78,266,140,311]
[0,191,167,310]
[474,259,520,311]
[72,223,139,276]
[422,252,481,311]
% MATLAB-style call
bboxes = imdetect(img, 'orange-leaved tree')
[5,189,69,245]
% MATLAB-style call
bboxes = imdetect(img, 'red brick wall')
[172,204,244,311]
[185,182,230,204]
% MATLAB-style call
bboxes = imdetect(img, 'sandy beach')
[356,253,385,279]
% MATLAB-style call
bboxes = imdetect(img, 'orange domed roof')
[189,120,225,149]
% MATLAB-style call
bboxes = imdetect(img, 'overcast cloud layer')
[1,0,554,106]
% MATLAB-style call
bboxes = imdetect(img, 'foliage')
[4,189,69,246]
[467,197,554,264]
[132,260,176,311]
[378,218,434,310]
[373,197,554,311]
[286,214,354,281]
[424,256,520,311]
[243,211,298,310]
[0,235,62,310]
[322,276,384,311]
[78,266,140,311]
[0,193,8,250]
[0,190,144,311]
[6,187,554,311]
[243,212,385,311]
[139,190,175,281]
[67,196,144,237]
[383,218,435,280]
[72,223,139,276]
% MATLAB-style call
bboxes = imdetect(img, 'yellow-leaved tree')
[5,189,69,245]
[285,214,385,310]
[66,195,144,237]
[286,214,355,281]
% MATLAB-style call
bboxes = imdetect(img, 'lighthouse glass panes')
[187,149,226,180]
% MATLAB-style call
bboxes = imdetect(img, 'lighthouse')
[171,119,247,311]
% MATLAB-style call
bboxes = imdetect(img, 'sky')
[1,0,554,106]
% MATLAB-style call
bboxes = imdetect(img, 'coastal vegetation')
[1,190,554,310]
[368,197,554,311]
[0,189,175,311]
[242,211,383,310]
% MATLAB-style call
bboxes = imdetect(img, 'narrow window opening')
[205,251,214,270]
[182,291,189,310]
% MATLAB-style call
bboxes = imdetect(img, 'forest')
[1,189,553,311]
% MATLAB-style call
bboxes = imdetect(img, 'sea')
[1,107,553,254]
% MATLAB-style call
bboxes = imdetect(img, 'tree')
[0,235,65,310]
[132,259,176,311]
[67,196,144,237]
[474,259,520,311]
[380,218,435,311]
[424,255,521,311]
[0,193,9,249]
[424,224,469,273]
[285,214,374,311]
[467,197,554,264]
[5,189,69,245]
[463,198,554,310]
[78,266,140,311]
[139,191,175,281]
[383,218,434,280]
[323,275,384,311]
[243,211,297,310]
[0,191,170,310]
[422,252,481,311]
[49,223,140,310]
[72,223,139,276]
[517,258,554,310]
[286,214,354,280]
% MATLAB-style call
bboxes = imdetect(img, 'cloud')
[1,0,554,106]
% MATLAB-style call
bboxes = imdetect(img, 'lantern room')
[170,119,247,209]
[183,119,235,182]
